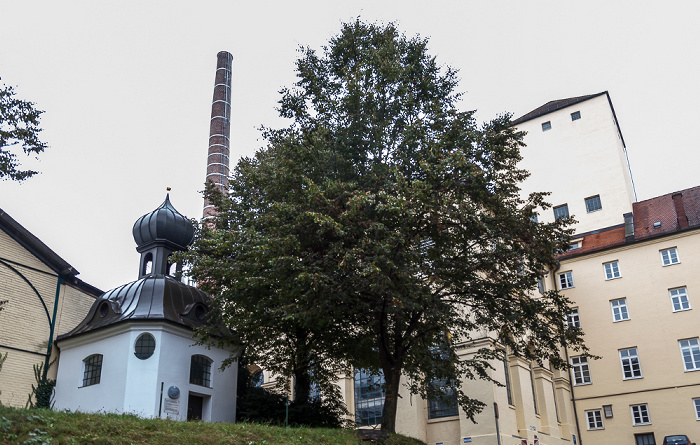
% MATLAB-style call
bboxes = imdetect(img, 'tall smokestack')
[203,51,233,219]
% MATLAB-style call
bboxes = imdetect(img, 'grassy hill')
[0,405,424,444]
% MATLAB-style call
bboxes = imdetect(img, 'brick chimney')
[672,192,689,229]
[203,51,233,219]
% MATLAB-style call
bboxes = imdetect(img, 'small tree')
[186,20,587,432]
[0,79,47,181]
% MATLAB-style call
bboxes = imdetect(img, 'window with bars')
[567,309,581,329]
[190,355,213,387]
[354,369,385,426]
[428,378,459,419]
[585,195,602,213]
[631,404,651,425]
[604,261,621,280]
[611,298,630,322]
[585,409,604,430]
[661,248,680,266]
[571,356,591,385]
[679,338,700,371]
[669,287,691,312]
[553,204,569,220]
[82,354,103,387]
[619,348,643,379]
[134,333,156,360]
[559,271,574,290]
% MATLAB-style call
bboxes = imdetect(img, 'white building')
[54,195,237,422]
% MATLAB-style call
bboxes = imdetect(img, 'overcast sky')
[1,1,699,291]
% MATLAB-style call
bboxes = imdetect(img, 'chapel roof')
[511,92,607,126]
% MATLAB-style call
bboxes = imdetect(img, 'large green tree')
[186,20,587,432]
[0,79,47,181]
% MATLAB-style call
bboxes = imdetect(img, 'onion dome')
[58,275,213,339]
[132,194,194,250]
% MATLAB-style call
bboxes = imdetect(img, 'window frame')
[585,409,604,430]
[604,261,621,280]
[354,368,386,426]
[134,332,156,360]
[567,308,581,329]
[553,204,569,220]
[630,404,651,426]
[585,195,602,213]
[619,347,643,380]
[427,377,459,419]
[571,356,591,386]
[189,354,213,388]
[611,298,630,322]
[679,338,700,372]
[669,287,691,312]
[660,248,680,266]
[82,354,103,387]
[693,398,700,420]
[559,271,574,290]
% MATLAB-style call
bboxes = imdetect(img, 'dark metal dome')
[132,194,194,250]
[58,275,212,339]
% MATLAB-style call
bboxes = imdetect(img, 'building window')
[559,271,574,290]
[190,355,212,387]
[571,111,581,121]
[428,378,459,419]
[636,433,657,445]
[604,261,621,280]
[669,287,691,312]
[354,369,385,426]
[585,195,602,213]
[553,204,569,220]
[82,354,103,387]
[542,121,552,131]
[679,338,700,371]
[571,356,591,385]
[619,348,643,379]
[660,248,680,266]
[251,370,264,387]
[567,308,581,329]
[611,298,630,322]
[529,363,539,415]
[585,409,604,430]
[134,333,156,360]
[503,353,513,405]
[694,398,700,420]
[631,404,651,425]
[603,404,613,418]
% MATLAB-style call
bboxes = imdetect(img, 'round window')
[134,333,156,360]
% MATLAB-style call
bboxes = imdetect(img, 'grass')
[0,405,424,445]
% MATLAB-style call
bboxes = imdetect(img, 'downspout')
[551,264,583,445]
[45,276,63,377]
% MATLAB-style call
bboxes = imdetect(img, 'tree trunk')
[380,363,403,433]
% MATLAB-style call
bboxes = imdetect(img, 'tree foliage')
[185,20,587,432]
[0,79,47,181]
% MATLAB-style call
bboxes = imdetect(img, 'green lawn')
[0,405,423,445]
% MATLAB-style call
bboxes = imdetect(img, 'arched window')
[142,252,153,276]
[353,369,385,426]
[82,354,103,387]
[190,355,212,387]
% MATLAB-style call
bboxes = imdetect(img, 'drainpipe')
[45,276,63,378]
[551,264,583,445]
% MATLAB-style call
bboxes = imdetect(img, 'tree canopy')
[185,20,587,432]
[0,79,47,181]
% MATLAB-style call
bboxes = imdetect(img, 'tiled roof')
[558,185,700,260]
[511,92,607,126]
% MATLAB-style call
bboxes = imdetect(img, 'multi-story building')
[556,187,700,445]
[0,208,101,407]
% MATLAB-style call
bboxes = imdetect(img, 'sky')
[1,1,699,291]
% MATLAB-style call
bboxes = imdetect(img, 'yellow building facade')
[0,208,100,407]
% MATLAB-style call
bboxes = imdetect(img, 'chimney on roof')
[672,193,689,229]
[203,51,234,219]
[624,212,634,243]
